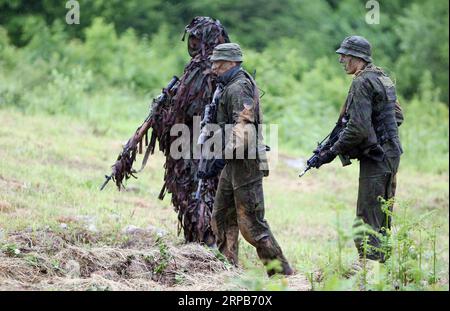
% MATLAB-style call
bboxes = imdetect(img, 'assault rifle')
[298,119,351,178]
[195,84,223,200]
[100,76,179,190]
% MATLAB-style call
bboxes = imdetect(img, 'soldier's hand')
[317,149,337,166]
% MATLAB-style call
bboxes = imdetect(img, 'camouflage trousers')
[212,165,291,275]
[353,155,400,262]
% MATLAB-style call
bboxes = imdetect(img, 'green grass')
[0,108,448,290]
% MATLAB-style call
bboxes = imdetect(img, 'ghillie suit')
[103,17,230,246]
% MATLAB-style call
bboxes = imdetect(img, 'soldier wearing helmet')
[316,36,404,263]
[200,43,294,276]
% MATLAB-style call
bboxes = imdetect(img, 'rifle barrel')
[100,175,112,191]
[298,166,311,178]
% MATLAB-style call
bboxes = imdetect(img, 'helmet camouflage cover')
[183,16,230,57]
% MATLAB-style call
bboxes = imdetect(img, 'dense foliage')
[1,0,448,102]
[0,0,448,173]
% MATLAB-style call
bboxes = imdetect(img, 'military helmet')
[210,43,243,62]
[182,16,230,57]
[336,36,372,63]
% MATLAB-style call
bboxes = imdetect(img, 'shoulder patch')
[377,75,394,88]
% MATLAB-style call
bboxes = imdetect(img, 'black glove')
[197,159,225,179]
[317,148,337,167]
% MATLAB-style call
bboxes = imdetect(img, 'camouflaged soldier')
[316,36,403,262]
[200,43,293,276]
[106,17,230,246]
[151,17,230,246]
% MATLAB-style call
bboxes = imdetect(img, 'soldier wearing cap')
[316,36,403,262]
[199,43,294,276]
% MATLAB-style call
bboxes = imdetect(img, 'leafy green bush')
[1,0,447,103]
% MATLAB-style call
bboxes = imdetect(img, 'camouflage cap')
[336,36,372,63]
[210,43,243,62]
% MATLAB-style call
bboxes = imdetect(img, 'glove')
[197,159,225,179]
[317,148,337,167]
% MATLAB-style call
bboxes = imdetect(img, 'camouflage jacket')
[216,66,265,188]
[332,63,403,160]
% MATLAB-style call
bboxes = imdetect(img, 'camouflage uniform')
[210,43,293,275]
[331,36,403,261]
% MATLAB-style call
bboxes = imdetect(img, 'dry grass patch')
[0,228,238,291]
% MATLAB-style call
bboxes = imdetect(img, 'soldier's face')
[188,36,201,57]
[188,36,200,51]
[211,60,235,76]
[339,54,355,74]
[339,54,365,74]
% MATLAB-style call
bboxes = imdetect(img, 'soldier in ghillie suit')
[105,17,230,246]
[315,36,403,262]
[153,17,230,246]
[199,43,294,276]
